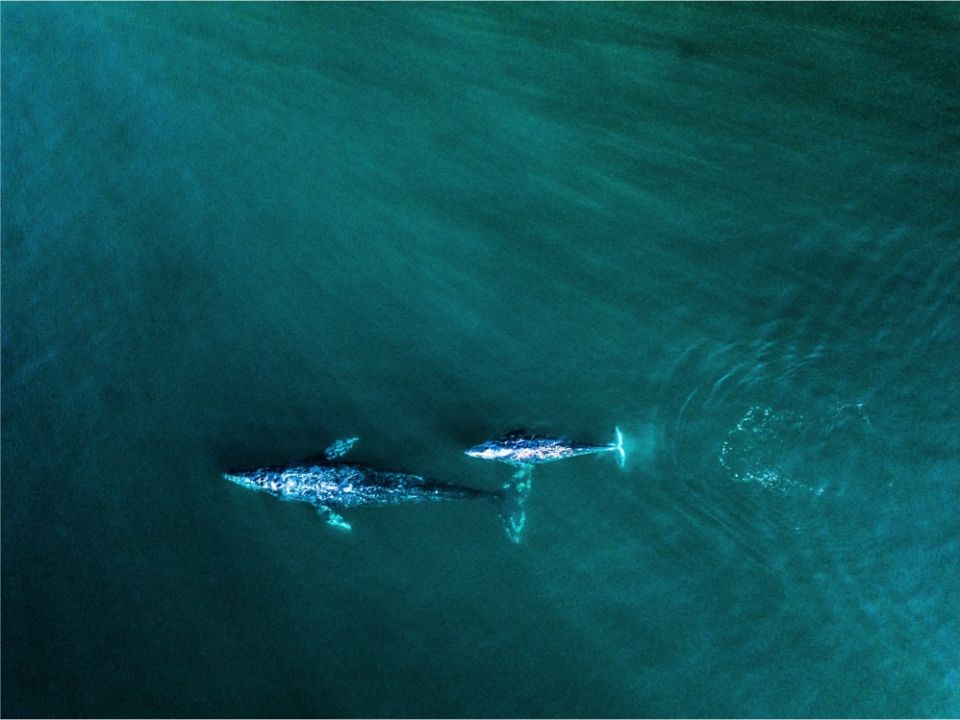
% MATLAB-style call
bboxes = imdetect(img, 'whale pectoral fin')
[510,465,533,487]
[318,505,352,531]
[498,466,533,543]
[324,436,359,460]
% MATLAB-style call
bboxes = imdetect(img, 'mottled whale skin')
[465,427,625,468]
[224,437,529,542]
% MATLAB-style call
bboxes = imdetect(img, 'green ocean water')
[2,3,958,717]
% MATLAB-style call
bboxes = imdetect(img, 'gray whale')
[224,437,530,542]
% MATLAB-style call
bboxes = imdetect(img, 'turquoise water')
[2,3,958,717]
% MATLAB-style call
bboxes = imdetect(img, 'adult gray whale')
[465,427,626,469]
[224,437,531,542]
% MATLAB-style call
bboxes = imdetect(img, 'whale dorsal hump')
[504,428,531,440]
[325,436,359,460]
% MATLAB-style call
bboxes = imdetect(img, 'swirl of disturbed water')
[649,333,884,580]
[660,335,876,496]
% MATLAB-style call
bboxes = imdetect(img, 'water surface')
[2,4,958,717]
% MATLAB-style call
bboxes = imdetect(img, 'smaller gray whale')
[224,437,530,542]
[465,427,626,468]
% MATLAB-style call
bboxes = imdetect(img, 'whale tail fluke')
[613,426,626,468]
[498,467,533,543]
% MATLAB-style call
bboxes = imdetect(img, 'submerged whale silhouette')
[224,437,531,542]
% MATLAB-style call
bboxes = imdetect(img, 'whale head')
[223,470,275,493]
